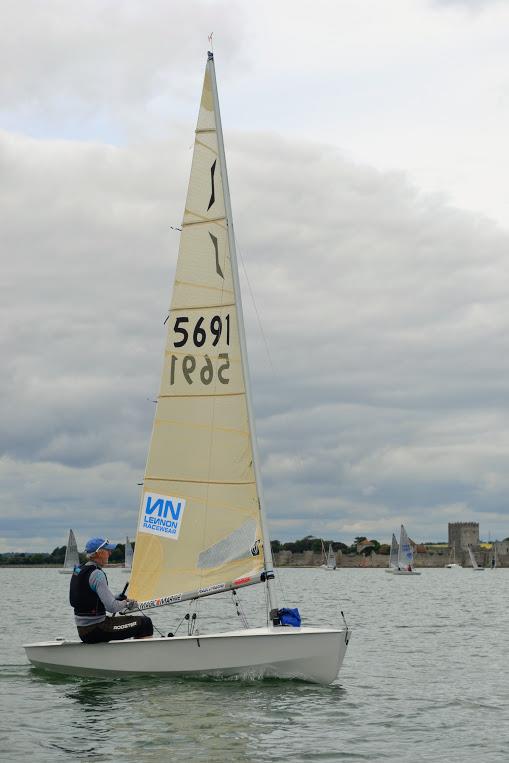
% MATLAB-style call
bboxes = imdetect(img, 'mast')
[207,52,278,615]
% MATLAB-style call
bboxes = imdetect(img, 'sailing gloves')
[122,599,138,612]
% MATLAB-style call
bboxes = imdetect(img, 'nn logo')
[145,495,183,521]
[139,492,186,541]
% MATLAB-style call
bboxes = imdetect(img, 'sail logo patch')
[139,492,186,540]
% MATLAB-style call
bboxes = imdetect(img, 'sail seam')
[158,392,245,399]
[170,300,235,309]
[154,419,249,436]
[182,217,226,227]
[196,128,216,134]
[144,477,256,485]
[195,138,218,154]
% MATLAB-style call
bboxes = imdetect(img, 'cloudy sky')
[2,0,509,552]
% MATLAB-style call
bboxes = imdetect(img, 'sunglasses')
[96,538,111,552]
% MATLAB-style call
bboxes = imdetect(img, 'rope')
[231,590,249,628]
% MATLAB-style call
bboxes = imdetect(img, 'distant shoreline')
[0,563,127,569]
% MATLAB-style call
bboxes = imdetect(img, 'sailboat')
[490,544,497,569]
[321,543,336,570]
[392,525,421,575]
[468,544,484,571]
[57,529,79,574]
[445,545,462,569]
[122,536,133,573]
[24,53,350,684]
[385,533,399,573]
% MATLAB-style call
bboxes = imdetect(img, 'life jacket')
[69,563,107,617]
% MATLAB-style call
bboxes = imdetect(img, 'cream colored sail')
[128,55,267,608]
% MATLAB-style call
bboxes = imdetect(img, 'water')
[1,567,508,762]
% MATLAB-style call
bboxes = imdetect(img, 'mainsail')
[63,529,79,570]
[389,533,399,569]
[398,525,414,566]
[129,54,272,609]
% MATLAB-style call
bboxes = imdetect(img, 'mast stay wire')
[234,234,278,380]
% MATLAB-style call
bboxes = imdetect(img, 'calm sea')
[1,566,508,762]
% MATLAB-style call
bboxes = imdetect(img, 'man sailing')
[70,537,153,644]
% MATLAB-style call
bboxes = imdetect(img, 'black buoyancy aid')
[69,563,107,617]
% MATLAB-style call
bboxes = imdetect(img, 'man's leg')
[98,615,153,641]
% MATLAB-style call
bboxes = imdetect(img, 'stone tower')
[448,522,479,550]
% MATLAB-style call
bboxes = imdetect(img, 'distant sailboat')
[445,545,462,569]
[385,533,399,573]
[392,525,421,575]
[468,544,484,571]
[490,544,497,569]
[58,529,79,574]
[24,52,350,684]
[321,543,336,571]
[122,537,133,573]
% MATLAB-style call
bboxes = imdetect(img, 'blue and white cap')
[85,537,117,554]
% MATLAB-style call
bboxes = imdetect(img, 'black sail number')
[193,317,206,347]
[182,355,196,384]
[169,353,230,386]
[217,353,230,384]
[173,314,230,348]
[173,317,189,347]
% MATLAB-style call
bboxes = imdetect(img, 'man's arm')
[89,569,131,614]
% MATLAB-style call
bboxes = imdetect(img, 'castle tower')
[448,522,479,550]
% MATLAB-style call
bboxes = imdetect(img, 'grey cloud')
[0,1,245,129]
[2,122,509,551]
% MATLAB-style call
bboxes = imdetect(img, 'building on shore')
[448,522,479,551]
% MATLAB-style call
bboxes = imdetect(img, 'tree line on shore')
[0,544,129,566]
[271,535,389,555]
[0,536,391,565]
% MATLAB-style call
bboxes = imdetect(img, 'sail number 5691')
[173,315,230,348]
[169,353,230,385]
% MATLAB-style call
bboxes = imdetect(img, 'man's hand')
[123,599,138,612]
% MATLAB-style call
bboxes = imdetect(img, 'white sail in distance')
[398,525,414,567]
[389,534,399,569]
[128,55,270,609]
[468,545,480,569]
[63,529,79,570]
[124,537,133,571]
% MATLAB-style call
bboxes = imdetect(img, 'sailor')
[70,537,153,644]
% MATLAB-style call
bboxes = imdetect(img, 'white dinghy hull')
[392,570,421,575]
[25,626,349,685]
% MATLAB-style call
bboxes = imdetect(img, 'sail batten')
[128,54,273,606]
